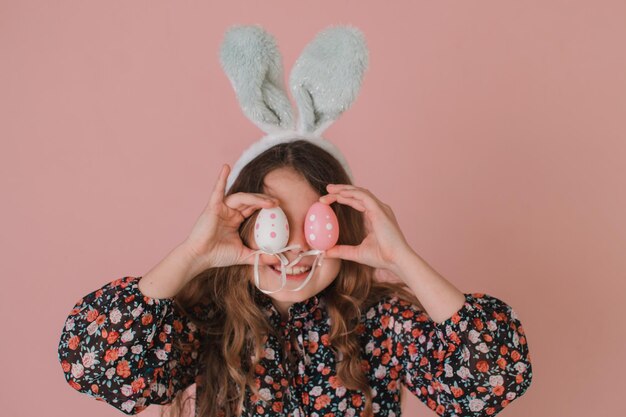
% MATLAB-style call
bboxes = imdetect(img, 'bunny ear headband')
[219,24,369,293]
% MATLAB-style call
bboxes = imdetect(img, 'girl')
[58,25,532,417]
[57,140,533,417]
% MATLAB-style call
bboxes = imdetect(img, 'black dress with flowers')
[57,276,533,416]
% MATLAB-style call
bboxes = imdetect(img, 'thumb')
[238,246,274,266]
[238,246,261,266]
[325,244,360,263]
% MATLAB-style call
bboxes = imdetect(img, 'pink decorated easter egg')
[304,202,339,251]
[254,207,289,252]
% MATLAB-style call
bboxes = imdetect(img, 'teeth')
[272,265,312,275]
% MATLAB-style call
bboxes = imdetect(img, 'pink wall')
[2,1,624,416]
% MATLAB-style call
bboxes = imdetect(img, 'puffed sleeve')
[57,276,205,415]
[361,292,533,417]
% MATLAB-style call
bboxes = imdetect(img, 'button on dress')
[58,276,533,416]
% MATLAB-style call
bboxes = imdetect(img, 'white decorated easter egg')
[254,207,290,252]
[304,202,339,251]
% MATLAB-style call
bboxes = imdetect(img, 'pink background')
[2,1,625,416]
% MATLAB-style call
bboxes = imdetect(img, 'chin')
[267,289,314,303]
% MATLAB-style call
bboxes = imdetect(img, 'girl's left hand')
[318,184,414,271]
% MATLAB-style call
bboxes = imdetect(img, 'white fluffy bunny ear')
[289,25,370,136]
[219,25,296,134]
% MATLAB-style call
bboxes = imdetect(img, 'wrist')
[176,241,210,277]
[388,246,420,279]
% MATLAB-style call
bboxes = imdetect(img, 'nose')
[284,222,311,262]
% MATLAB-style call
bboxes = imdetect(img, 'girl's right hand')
[181,164,279,270]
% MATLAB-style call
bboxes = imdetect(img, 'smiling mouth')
[270,264,313,279]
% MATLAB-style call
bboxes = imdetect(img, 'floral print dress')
[57,276,533,416]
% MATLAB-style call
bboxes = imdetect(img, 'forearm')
[138,243,207,299]
[390,247,466,324]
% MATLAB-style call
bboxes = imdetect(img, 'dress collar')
[254,287,327,322]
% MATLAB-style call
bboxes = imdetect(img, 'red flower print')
[255,364,266,375]
[314,394,331,410]
[68,335,80,350]
[451,386,464,398]
[476,360,490,373]
[473,317,484,331]
[141,313,153,326]
[107,330,119,344]
[104,348,119,363]
[401,309,414,319]
[167,319,182,334]
[449,311,462,325]
[449,331,461,345]
[131,377,146,393]
[387,380,398,391]
[86,309,99,322]
[329,375,342,389]
[380,337,392,352]
[116,360,131,378]
[96,314,106,325]
[496,357,507,369]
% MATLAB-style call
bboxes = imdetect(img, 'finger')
[250,193,280,201]
[326,183,355,189]
[323,194,373,233]
[335,189,384,213]
[240,204,272,218]
[328,184,378,200]
[326,184,357,193]
[238,248,278,266]
[235,199,281,219]
[225,193,279,211]
[327,184,383,208]
[319,193,366,212]
[240,206,256,219]
[325,244,360,262]
[207,164,229,209]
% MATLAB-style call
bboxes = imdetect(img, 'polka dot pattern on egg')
[304,202,339,251]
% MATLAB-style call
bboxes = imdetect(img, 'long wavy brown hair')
[161,140,423,417]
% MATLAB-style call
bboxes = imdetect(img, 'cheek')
[321,259,342,280]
